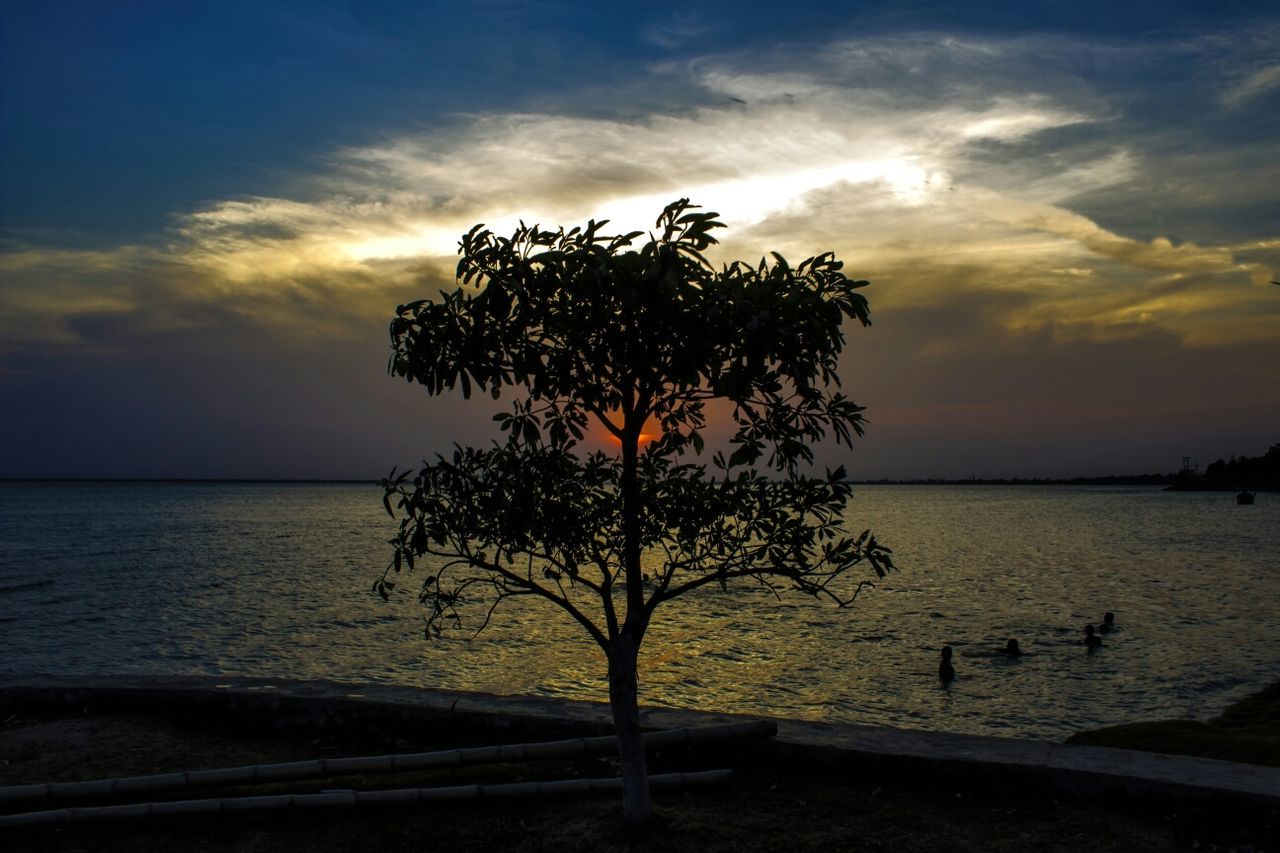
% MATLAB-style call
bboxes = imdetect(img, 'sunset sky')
[2,1,1277,480]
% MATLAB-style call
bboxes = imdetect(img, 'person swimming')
[962,638,1027,658]
[1084,623,1103,651]
[939,645,956,682]
[1099,612,1116,633]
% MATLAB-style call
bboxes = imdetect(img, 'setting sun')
[605,432,659,448]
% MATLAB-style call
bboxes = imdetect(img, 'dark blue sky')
[4,0,1268,241]
[2,1,1278,478]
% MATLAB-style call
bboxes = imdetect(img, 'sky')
[1,0,1278,480]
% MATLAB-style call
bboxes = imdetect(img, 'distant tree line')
[1181,443,1280,491]
[856,443,1280,491]
[851,474,1174,486]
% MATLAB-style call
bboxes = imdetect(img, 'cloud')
[1213,19,1280,109]
[4,26,1275,353]
[0,237,447,360]
[2,21,1278,478]
[642,12,713,50]
[1222,62,1280,108]
[0,246,173,350]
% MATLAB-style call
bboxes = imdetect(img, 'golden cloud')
[2,32,1276,363]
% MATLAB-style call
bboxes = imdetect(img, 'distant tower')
[1179,456,1198,476]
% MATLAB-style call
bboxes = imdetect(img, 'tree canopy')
[377,199,892,824]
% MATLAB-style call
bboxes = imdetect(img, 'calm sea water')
[1,481,1277,740]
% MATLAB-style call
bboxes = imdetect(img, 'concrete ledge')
[2,674,1277,810]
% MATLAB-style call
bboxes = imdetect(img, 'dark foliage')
[375,199,891,823]
[1201,444,1280,490]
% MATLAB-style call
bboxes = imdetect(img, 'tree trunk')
[608,632,651,825]
[613,378,651,824]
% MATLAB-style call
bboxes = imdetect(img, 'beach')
[2,676,1276,851]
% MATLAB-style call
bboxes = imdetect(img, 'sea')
[1,481,1276,741]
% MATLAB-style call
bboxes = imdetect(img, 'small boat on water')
[1237,491,1256,505]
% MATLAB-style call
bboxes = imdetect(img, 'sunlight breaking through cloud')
[3,12,1280,481]
[2,28,1277,359]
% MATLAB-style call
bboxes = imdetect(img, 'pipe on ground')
[0,719,773,807]
[0,769,734,829]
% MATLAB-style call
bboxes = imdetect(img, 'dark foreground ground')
[1,708,1276,852]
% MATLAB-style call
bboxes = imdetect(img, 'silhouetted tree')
[376,200,892,824]
[1203,444,1280,490]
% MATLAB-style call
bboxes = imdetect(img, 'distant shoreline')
[0,478,378,485]
[1,476,1272,491]
[0,475,1187,485]
[849,475,1173,486]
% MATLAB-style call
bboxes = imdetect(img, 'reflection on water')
[1,482,1277,740]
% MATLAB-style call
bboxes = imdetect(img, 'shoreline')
[3,674,1276,809]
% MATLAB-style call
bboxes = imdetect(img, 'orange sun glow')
[606,433,658,447]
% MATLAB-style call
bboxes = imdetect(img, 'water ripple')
[0,578,56,594]
[1,482,1277,740]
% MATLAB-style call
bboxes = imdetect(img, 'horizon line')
[0,474,1179,486]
